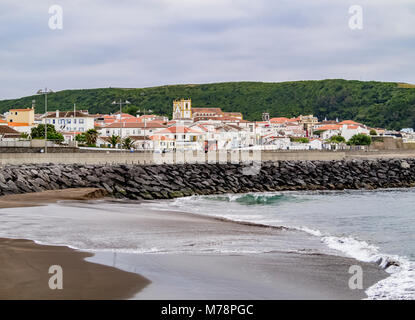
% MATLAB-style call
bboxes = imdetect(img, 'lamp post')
[137,108,153,140]
[111,99,131,141]
[37,88,54,153]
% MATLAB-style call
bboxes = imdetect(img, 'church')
[172,99,192,120]
[172,98,243,121]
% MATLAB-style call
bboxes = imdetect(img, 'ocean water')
[0,189,414,299]
[139,189,415,300]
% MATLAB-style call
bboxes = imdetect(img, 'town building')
[150,136,176,151]
[99,121,167,138]
[0,125,22,141]
[151,125,204,150]
[6,108,35,125]
[43,110,95,133]
[172,98,192,120]
[298,115,318,137]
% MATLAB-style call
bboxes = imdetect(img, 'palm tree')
[109,134,120,148]
[122,137,134,149]
[85,129,99,146]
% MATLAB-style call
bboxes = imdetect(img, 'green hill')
[1,79,415,130]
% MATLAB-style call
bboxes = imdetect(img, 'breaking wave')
[168,193,415,300]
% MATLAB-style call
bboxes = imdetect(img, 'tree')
[20,132,29,139]
[328,135,346,144]
[109,134,120,148]
[290,137,309,143]
[2,80,415,130]
[369,129,377,135]
[122,137,134,149]
[75,133,86,143]
[85,129,99,146]
[347,133,372,146]
[31,124,64,142]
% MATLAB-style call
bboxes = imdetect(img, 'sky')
[0,0,414,99]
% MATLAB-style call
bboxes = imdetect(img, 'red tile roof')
[0,126,21,134]
[9,108,33,112]
[192,108,223,114]
[270,117,290,123]
[339,120,361,125]
[155,126,204,134]
[45,111,93,118]
[317,124,342,131]
[103,122,167,129]
[8,122,31,127]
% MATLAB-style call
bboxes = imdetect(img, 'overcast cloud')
[0,0,414,99]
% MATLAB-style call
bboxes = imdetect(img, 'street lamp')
[37,88,54,153]
[111,99,131,140]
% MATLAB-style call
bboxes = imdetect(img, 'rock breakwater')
[0,159,414,200]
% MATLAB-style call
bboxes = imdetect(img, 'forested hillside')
[1,79,415,130]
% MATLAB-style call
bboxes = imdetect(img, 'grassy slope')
[1,79,415,130]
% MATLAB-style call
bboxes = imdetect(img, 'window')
[79,119,84,124]
[15,112,18,115]
[74,119,77,124]
[67,119,71,124]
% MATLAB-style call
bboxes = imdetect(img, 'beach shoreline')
[0,187,110,209]
[0,188,150,300]
[0,188,389,300]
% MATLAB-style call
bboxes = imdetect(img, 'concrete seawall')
[0,159,414,199]
[2,150,415,166]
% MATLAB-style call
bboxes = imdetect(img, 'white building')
[43,110,95,133]
[151,125,205,150]
[316,123,369,142]
[340,124,370,141]
[99,122,167,138]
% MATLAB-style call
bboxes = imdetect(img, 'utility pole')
[137,108,153,141]
[111,99,131,141]
[73,103,76,143]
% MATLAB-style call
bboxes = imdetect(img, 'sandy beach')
[0,188,389,299]
[0,188,109,209]
[0,238,150,300]
[0,188,150,300]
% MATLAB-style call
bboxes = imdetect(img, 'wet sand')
[84,205,389,300]
[0,189,389,299]
[0,188,109,209]
[0,188,150,300]
[0,238,150,300]
[102,252,388,300]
